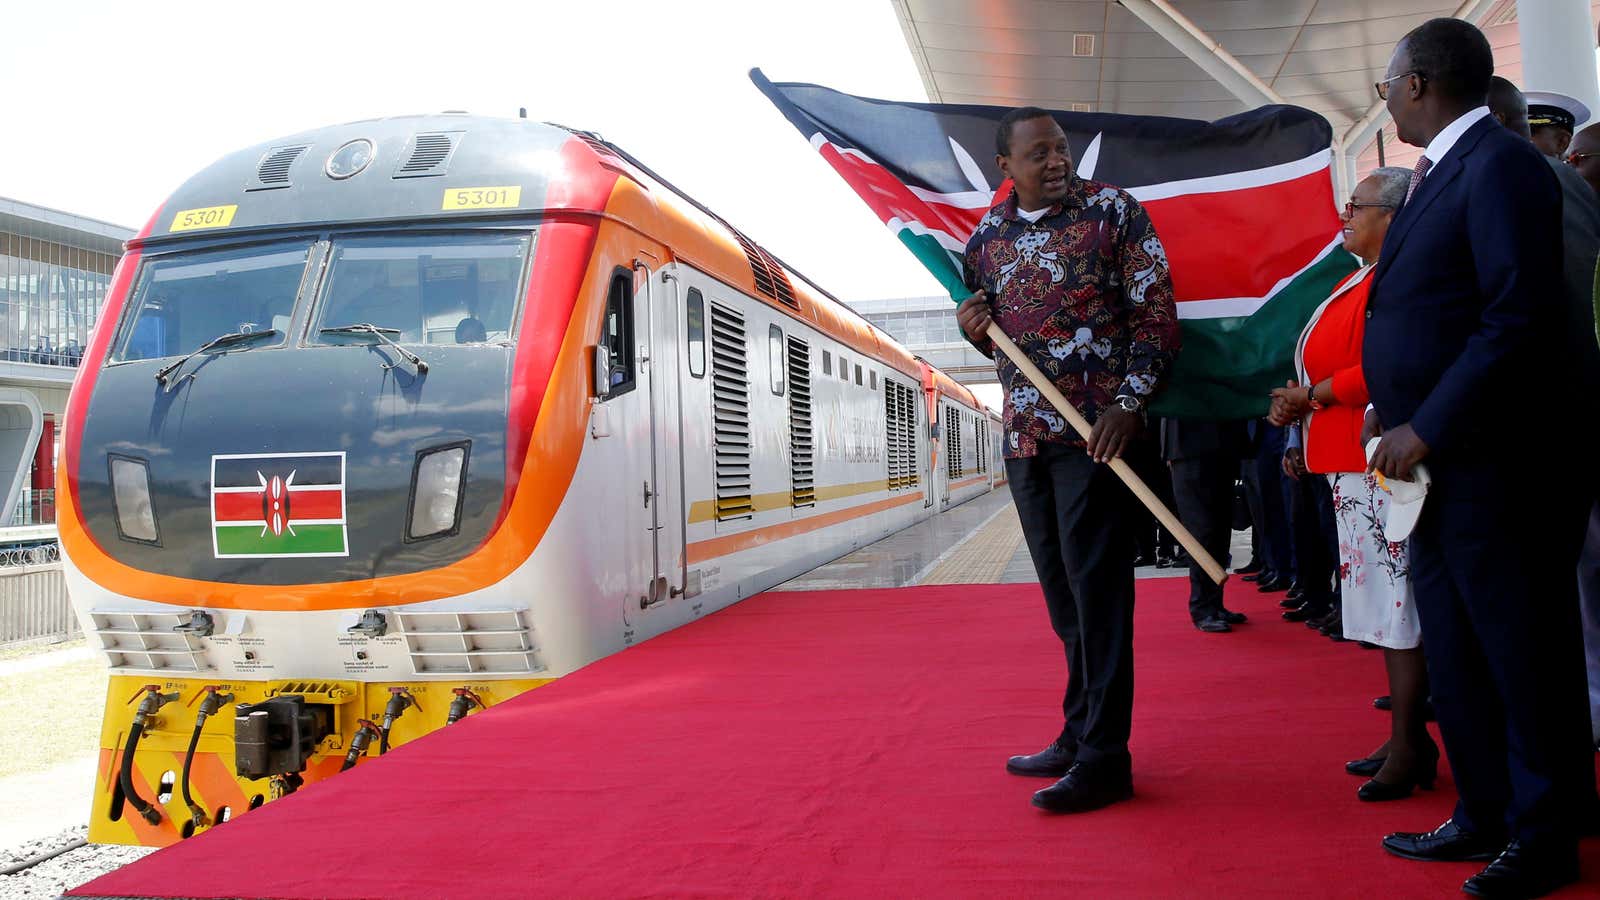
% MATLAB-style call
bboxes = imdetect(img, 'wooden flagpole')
[985,322,1228,585]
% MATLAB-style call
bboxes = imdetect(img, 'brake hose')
[119,686,178,826]
[180,688,234,828]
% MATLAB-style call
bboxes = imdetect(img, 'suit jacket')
[1363,116,1564,457]
[1547,157,1600,400]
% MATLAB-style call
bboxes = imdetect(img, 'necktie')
[1404,155,1433,205]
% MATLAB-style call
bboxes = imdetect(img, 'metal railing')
[0,542,75,648]
[10,489,56,526]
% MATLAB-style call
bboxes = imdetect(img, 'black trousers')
[1169,454,1234,618]
[1286,472,1337,602]
[1007,443,1136,763]
[1410,455,1593,848]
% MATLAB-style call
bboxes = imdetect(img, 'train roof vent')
[731,230,799,308]
[245,144,310,191]
[393,131,463,179]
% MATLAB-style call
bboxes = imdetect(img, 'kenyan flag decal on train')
[750,70,1359,420]
[210,452,348,558]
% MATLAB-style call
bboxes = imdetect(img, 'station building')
[0,196,131,526]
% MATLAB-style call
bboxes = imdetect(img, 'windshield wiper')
[154,329,280,385]
[319,323,429,374]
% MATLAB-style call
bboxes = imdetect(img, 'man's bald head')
[1487,75,1530,139]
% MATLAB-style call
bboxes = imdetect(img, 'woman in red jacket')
[1270,167,1435,802]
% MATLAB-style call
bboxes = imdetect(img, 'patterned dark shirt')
[963,178,1180,458]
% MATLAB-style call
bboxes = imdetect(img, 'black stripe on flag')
[214,454,343,488]
[749,69,1334,195]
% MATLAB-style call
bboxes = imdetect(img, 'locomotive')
[59,114,1004,845]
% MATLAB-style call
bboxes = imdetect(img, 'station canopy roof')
[890,0,1597,171]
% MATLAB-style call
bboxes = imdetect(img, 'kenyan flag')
[750,70,1359,419]
[211,452,348,558]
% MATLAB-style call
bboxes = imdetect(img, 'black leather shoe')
[1307,608,1339,630]
[1256,574,1292,592]
[1283,603,1329,622]
[1132,554,1154,568]
[1193,612,1232,633]
[1374,695,1392,710]
[1462,840,1578,899]
[1220,607,1247,625]
[1235,558,1263,576]
[1285,581,1306,602]
[1154,553,1176,568]
[1242,569,1271,584]
[1382,819,1505,863]
[1346,755,1386,777]
[1031,761,1133,814]
[1006,740,1075,778]
[1279,594,1303,609]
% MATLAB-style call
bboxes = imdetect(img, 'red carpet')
[72,579,1598,899]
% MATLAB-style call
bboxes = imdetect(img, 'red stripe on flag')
[1140,168,1341,303]
[213,490,343,523]
[816,144,986,248]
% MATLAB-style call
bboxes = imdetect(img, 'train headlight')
[408,442,469,540]
[325,139,375,180]
[109,456,159,543]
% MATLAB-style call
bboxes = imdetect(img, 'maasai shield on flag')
[750,69,1358,419]
[211,452,348,558]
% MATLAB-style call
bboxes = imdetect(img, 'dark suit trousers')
[1007,443,1136,763]
[1169,454,1234,618]
[1287,472,1337,600]
[1409,456,1593,847]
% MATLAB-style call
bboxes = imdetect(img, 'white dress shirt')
[1419,105,1492,171]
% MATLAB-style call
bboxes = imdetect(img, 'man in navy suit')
[1362,18,1594,899]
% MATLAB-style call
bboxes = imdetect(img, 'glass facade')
[862,308,965,346]
[0,231,118,367]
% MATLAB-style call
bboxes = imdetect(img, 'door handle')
[643,481,653,508]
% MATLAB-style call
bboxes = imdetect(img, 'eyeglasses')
[1343,201,1396,217]
[1374,71,1423,100]
[1568,152,1599,166]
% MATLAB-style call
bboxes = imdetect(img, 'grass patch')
[0,656,108,779]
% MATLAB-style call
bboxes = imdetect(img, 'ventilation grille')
[731,230,799,308]
[395,609,542,674]
[89,610,209,671]
[710,302,753,521]
[394,131,463,178]
[886,380,919,491]
[946,407,965,480]
[788,337,815,508]
[246,145,309,191]
[1072,33,1096,57]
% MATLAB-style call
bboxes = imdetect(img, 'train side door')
[596,266,655,615]
[641,258,685,607]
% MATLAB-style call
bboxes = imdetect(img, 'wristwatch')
[1307,385,1327,412]
[1114,394,1143,414]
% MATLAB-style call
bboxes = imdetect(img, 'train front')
[59,116,613,845]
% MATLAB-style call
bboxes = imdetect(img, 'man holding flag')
[955,107,1178,814]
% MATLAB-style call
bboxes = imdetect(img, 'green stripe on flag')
[896,228,968,298]
[214,524,347,556]
[1151,247,1358,419]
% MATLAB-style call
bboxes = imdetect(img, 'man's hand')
[1087,407,1141,463]
[1359,407,1384,447]
[1268,379,1309,427]
[1281,447,1306,481]
[956,291,993,342]
[1368,423,1429,480]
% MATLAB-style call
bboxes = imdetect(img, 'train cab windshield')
[313,233,529,345]
[112,231,532,363]
[114,241,311,362]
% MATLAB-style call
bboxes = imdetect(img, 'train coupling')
[234,695,333,780]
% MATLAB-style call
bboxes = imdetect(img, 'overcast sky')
[0,0,947,304]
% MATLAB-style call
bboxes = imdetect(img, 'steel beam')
[1116,0,1285,109]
